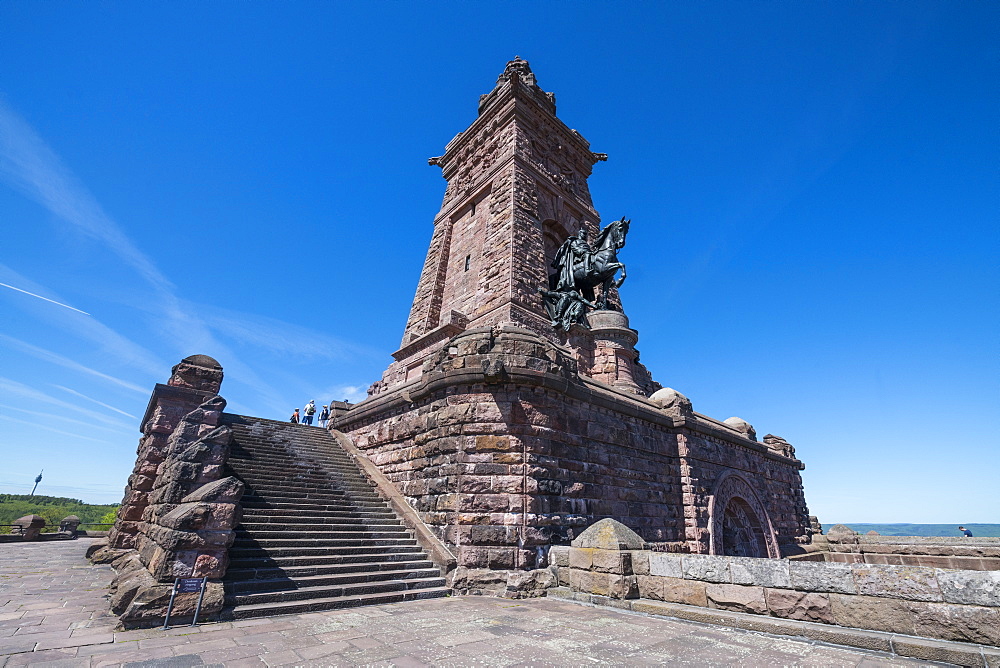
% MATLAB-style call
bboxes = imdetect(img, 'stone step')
[225,558,435,581]
[228,547,425,567]
[239,499,390,511]
[239,483,378,495]
[225,567,442,594]
[239,489,382,503]
[238,512,400,523]
[239,511,399,523]
[228,543,422,560]
[221,587,449,620]
[225,576,446,606]
[232,536,417,550]
[238,520,404,532]
[228,457,357,470]
[235,529,411,541]
[221,412,446,620]
[226,472,370,487]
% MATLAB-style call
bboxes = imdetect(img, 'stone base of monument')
[337,323,810,577]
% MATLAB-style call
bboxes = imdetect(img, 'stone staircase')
[219,414,449,619]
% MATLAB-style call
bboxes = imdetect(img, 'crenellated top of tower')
[478,56,556,116]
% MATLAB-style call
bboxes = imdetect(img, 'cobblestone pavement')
[0,539,937,667]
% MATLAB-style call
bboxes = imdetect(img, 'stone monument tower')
[373,57,656,396]
[334,58,811,586]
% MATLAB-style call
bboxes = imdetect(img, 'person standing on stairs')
[290,408,300,423]
[318,404,330,428]
[303,400,317,425]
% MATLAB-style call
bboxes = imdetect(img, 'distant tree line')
[0,494,119,533]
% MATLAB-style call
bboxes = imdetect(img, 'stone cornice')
[336,356,802,469]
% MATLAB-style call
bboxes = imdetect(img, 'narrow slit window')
[464,255,471,272]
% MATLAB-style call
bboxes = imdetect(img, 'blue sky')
[1,2,996,524]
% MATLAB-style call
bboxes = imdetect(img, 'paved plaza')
[0,539,937,666]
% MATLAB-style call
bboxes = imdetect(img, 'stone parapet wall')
[552,519,1000,647]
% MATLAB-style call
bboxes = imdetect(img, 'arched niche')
[707,471,780,559]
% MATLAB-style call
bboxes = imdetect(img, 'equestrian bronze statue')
[541,217,630,331]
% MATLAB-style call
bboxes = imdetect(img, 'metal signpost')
[161,577,208,630]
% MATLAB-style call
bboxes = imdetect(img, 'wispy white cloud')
[0,333,149,394]
[0,265,166,378]
[0,413,123,444]
[317,384,368,404]
[52,385,137,419]
[195,304,377,362]
[0,102,288,407]
[0,100,175,294]
[0,281,90,315]
[0,403,135,434]
[0,377,133,431]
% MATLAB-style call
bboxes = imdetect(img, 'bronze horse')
[557,217,629,310]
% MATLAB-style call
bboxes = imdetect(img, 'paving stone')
[122,655,203,668]
[3,649,78,666]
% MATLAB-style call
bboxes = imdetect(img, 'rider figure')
[552,228,593,292]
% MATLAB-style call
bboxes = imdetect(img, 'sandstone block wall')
[336,325,809,580]
[551,526,1000,647]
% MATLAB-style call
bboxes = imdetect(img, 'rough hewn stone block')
[936,568,1000,607]
[729,556,790,588]
[911,601,1000,646]
[570,569,611,596]
[649,552,683,578]
[549,545,569,567]
[764,588,832,623]
[592,548,629,574]
[661,577,708,607]
[705,584,766,614]
[788,561,856,594]
[682,554,730,583]
[631,550,650,575]
[829,593,916,634]
[637,575,664,600]
[568,547,594,570]
[851,563,942,602]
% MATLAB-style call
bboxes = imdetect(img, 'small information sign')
[176,578,205,594]
[162,577,208,629]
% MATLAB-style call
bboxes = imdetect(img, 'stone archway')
[708,471,780,558]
